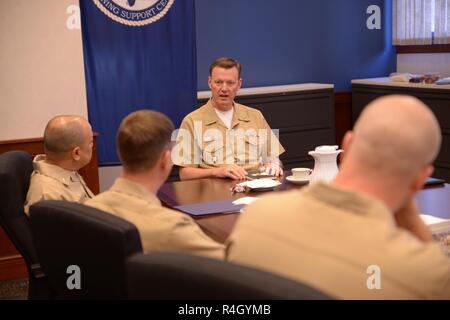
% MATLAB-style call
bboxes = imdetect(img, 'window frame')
[395,44,450,54]
[393,0,450,53]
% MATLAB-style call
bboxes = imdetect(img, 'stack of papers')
[436,77,450,85]
[238,178,281,190]
[232,197,259,205]
[420,214,450,235]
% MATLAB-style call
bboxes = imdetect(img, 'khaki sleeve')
[24,189,64,215]
[166,215,225,260]
[24,192,44,216]
[174,117,200,168]
[25,176,87,215]
[24,177,49,215]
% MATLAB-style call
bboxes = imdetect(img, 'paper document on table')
[420,214,450,234]
[238,178,281,190]
[174,199,245,216]
[232,197,258,205]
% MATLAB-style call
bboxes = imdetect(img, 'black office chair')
[0,150,52,299]
[126,252,333,299]
[30,200,143,299]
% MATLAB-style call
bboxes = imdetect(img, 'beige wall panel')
[0,0,87,140]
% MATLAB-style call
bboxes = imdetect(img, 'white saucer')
[242,178,282,191]
[286,175,310,185]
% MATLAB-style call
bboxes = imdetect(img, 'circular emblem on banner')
[93,0,174,26]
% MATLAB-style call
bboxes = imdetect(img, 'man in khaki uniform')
[227,95,450,299]
[175,57,285,180]
[24,115,94,215]
[86,110,224,259]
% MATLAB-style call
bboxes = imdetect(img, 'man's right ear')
[342,131,353,150]
[340,131,353,163]
[71,146,81,161]
[160,149,173,171]
[207,76,212,90]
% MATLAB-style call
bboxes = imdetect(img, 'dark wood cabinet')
[352,78,450,182]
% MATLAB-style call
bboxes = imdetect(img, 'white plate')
[286,175,310,185]
[238,178,282,191]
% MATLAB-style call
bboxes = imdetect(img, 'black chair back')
[0,150,51,299]
[127,252,333,299]
[30,200,143,299]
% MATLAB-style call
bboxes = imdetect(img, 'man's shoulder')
[28,172,66,197]
[386,231,450,269]
[182,103,210,122]
[85,189,134,209]
[154,206,197,226]
[127,203,201,240]
[235,102,263,116]
[84,192,116,214]
[86,191,193,226]
[252,189,302,207]
[234,103,267,126]
[378,236,450,297]
[239,190,303,224]
[30,169,58,184]
[84,191,109,206]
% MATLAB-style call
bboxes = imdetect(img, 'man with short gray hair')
[24,115,94,214]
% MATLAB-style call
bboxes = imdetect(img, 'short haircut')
[44,116,86,156]
[350,95,441,179]
[209,57,242,78]
[117,110,174,173]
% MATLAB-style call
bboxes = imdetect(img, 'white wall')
[397,53,450,78]
[99,166,123,192]
[0,0,87,140]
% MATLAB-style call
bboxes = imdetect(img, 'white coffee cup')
[315,145,338,152]
[291,168,312,180]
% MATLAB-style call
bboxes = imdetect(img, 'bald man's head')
[347,95,441,181]
[44,116,93,167]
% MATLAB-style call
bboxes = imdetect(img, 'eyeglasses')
[213,80,237,87]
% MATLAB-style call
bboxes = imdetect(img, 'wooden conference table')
[158,175,450,243]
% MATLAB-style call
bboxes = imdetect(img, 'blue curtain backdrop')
[80,0,197,165]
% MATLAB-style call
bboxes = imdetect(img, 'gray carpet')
[0,278,28,300]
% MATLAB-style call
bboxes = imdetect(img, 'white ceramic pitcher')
[308,145,343,184]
